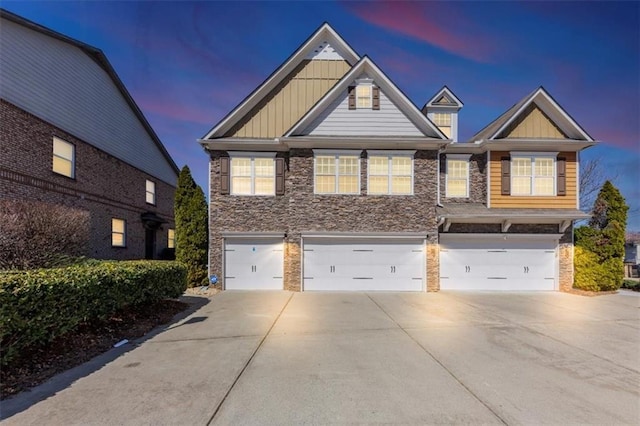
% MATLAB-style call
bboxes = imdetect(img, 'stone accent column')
[426,243,440,292]
[558,243,574,292]
[284,234,301,291]
[209,233,223,290]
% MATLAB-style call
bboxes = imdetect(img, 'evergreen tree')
[174,166,209,287]
[575,180,628,291]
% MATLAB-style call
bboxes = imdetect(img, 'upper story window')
[356,85,372,109]
[511,154,555,196]
[146,180,156,205]
[446,155,470,198]
[230,153,275,196]
[368,151,414,195]
[314,150,360,195]
[167,228,175,249]
[432,113,452,138]
[52,137,75,178]
[348,79,379,110]
[112,218,126,247]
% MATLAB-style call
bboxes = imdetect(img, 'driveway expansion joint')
[366,293,510,426]
[206,292,294,425]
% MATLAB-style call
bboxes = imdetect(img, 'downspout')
[436,146,444,207]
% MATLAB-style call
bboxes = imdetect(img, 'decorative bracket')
[501,220,512,233]
[443,218,452,232]
[559,220,572,233]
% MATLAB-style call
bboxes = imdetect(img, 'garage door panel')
[303,238,424,291]
[225,238,283,290]
[440,237,557,291]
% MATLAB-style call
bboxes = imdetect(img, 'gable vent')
[306,41,344,60]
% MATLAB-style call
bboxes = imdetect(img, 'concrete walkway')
[2,291,639,425]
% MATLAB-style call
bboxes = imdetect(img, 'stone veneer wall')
[0,100,175,260]
[208,148,440,291]
[440,153,487,204]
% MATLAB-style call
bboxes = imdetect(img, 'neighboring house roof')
[203,22,360,140]
[423,86,463,109]
[0,9,179,183]
[469,86,595,142]
[284,56,447,139]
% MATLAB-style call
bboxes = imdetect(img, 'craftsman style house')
[0,10,179,260]
[200,23,594,292]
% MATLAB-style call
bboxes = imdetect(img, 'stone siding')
[208,148,440,290]
[0,100,175,260]
[440,153,487,204]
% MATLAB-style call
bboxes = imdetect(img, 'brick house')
[200,23,594,292]
[0,10,179,260]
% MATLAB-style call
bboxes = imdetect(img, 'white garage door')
[224,238,283,290]
[440,236,557,291]
[303,238,424,291]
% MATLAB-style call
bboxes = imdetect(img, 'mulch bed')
[1,299,188,399]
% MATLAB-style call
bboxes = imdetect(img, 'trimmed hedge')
[0,261,187,366]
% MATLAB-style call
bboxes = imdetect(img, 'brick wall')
[0,99,176,260]
[440,153,487,204]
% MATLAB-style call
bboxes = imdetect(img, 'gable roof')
[470,86,594,142]
[284,56,447,139]
[423,86,463,109]
[203,23,360,140]
[0,8,179,178]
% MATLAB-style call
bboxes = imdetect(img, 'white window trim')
[111,218,126,248]
[510,152,558,196]
[367,150,415,196]
[145,179,156,205]
[52,136,75,178]
[355,78,373,110]
[445,154,471,198]
[313,149,362,195]
[228,152,276,196]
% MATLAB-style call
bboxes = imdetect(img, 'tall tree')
[174,166,209,287]
[575,180,628,291]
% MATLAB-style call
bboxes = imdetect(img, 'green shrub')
[621,279,640,291]
[0,260,186,366]
[573,246,601,291]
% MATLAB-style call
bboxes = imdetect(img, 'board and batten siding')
[489,151,577,208]
[227,59,350,138]
[500,104,567,139]
[0,19,176,185]
[304,88,424,137]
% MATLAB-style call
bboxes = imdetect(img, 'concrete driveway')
[2,291,639,425]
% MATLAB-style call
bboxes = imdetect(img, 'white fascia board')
[203,23,360,140]
[440,233,564,241]
[482,140,596,151]
[302,232,428,239]
[367,150,417,156]
[199,138,289,152]
[283,136,448,150]
[491,88,594,142]
[285,57,447,139]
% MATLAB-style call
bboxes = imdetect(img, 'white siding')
[0,19,177,185]
[303,89,425,137]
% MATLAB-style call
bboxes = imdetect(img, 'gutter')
[436,147,444,207]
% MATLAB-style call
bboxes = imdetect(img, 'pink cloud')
[342,0,498,63]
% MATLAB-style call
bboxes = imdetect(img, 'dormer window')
[348,79,380,110]
[433,112,452,138]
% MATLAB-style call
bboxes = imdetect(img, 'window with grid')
[446,159,469,197]
[432,113,452,138]
[230,157,274,195]
[146,180,156,204]
[512,156,555,196]
[168,229,175,249]
[112,218,126,247]
[356,85,372,109]
[53,137,75,178]
[368,155,413,195]
[315,154,360,194]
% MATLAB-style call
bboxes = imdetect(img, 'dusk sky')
[3,1,639,229]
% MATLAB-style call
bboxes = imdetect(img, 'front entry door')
[145,228,156,259]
